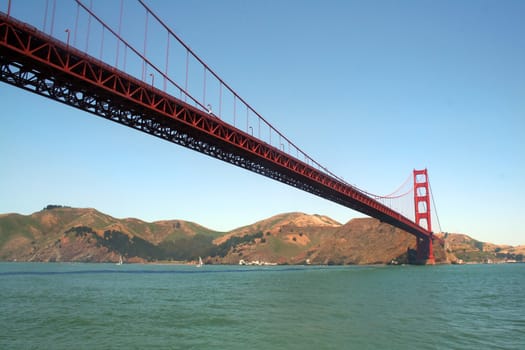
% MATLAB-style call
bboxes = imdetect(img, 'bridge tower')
[413,169,435,264]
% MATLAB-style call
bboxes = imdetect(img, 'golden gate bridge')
[0,0,443,264]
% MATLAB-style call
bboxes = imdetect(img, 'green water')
[0,263,524,349]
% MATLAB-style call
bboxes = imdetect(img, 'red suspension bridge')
[0,0,442,264]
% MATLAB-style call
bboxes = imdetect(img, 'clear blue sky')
[1,0,524,245]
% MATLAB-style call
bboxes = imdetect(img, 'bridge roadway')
[0,12,437,262]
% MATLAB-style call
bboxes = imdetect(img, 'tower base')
[415,236,435,265]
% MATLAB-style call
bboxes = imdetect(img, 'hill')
[441,233,524,263]
[1,206,519,265]
[0,205,222,263]
[212,212,343,264]
[211,213,447,265]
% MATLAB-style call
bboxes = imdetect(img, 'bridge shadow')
[406,248,418,264]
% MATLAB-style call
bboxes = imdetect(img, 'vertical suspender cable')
[73,3,79,47]
[123,45,127,71]
[99,27,105,60]
[164,32,169,92]
[203,67,206,107]
[184,50,189,102]
[219,83,222,119]
[233,95,236,126]
[429,180,442,233]
[142,10,149,81]
[115,0,123,68]
[85,0,92,52]
[50,0,56,36]
[43,0,49,33]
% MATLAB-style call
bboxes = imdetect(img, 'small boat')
[196,256,204,268]
[116,255,123,266]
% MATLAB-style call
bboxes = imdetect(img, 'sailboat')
[196,256,204,268]
[116,255,123,266]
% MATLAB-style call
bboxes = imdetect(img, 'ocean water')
[0,263,524,349]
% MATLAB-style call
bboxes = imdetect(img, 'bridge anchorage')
[0,3,442,265]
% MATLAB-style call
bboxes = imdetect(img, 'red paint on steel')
[413,169,432,232]
[413,169,435,263]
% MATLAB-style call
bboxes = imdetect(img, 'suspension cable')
[136,0,353,187]
[74,0,425,218]
[359,172,413,200]
[74,0,205,110]
[428,178,442,233]
[374,173,413,199]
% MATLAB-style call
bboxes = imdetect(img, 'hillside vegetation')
[441,233,523,263]
[1,206,520,264]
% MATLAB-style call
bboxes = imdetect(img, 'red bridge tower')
[413,169,435,264]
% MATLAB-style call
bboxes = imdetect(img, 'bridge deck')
[0,12,434,243]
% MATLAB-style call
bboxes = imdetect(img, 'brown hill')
[442,233,524,263]
[0,206,221,262]
[312,218,420,265]
[2,206,517,265]
[213,212,342,264]
[214,212,340,244]
[216,215,447,265]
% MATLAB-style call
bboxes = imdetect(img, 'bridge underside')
[0,13,437,264]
